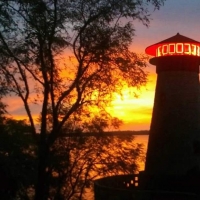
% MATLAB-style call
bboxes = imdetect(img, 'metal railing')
[94,174,198,200]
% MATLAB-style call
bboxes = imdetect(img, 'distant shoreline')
[101,130,149,136]
[63,130,149,137]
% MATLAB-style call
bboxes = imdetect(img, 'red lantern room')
[145,33,200,73]
[146,33,200,57]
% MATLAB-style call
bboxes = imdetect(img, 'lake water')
[86,134,149,199]
[134,134,149,170]
[134,134,149,149]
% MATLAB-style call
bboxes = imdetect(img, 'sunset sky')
[110,0,200,130]
[4,0,200,131]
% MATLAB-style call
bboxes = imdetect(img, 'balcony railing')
[94,174,198,200]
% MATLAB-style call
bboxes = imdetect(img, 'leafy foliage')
[0,117,145,200]
[49,134,145,200]
[0,118,36,199]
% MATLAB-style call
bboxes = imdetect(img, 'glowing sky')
[4,0,200,130]
[110,0,200,130]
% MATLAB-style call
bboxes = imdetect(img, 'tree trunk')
[35,141,50,200]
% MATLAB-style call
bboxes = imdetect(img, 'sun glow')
[4,70,156,131]
[3,49,157,131]
[107,73,156,130]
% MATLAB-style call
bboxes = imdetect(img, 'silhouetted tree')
[0,0,165,199]
[51,134,145,200]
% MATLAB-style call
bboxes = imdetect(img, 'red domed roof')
[145,33,200,56]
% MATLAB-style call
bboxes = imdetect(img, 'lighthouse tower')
[93,33,200,199]
[145,33,200,180]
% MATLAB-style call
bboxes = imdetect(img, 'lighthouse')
[145,33,200,181]
[94,33,200,199]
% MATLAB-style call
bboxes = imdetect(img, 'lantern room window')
[156,43,200,57]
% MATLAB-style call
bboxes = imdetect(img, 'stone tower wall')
[145,56,200,176]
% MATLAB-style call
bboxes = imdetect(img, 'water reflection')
[134,135,149,170]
